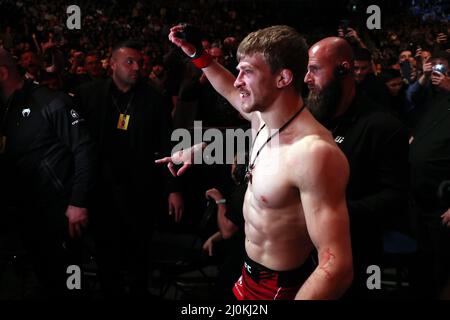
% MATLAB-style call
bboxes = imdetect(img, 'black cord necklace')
[245,104,307,184]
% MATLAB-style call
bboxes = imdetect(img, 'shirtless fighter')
[159,24,353,299]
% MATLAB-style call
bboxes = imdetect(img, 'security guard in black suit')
[75,40,184,298]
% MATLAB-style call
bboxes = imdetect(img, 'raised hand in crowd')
[431,71,450,91]
[418,56,433,86]
[338,27,367,48]
[436,33,448,45]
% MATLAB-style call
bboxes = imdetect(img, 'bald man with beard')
[304,38,410,299]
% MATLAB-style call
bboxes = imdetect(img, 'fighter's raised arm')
[168,24,254,121]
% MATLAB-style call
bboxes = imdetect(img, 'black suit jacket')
[74,79,180,201]
[328,94,410,269]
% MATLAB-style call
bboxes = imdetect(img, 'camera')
[432,63,448,75]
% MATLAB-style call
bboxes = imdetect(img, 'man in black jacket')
[305,38,410,299]
[75,40,184,298]
[407,51,450,298]
[0,48,96,298]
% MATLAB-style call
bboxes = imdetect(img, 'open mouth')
[240,91,250,99]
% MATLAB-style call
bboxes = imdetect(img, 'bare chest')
[245,145,298,209]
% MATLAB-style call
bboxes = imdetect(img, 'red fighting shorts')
[233,254,315,300]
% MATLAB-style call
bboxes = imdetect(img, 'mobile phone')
[339,20,350,34]
[433,63,448,75]
[400,60,412,81]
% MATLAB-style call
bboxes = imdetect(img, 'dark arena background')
[0,0,449,312]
